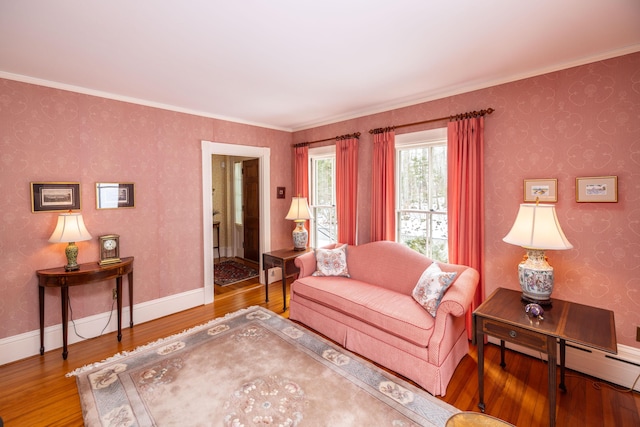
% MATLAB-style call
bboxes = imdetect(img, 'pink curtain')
[336,137,359,245]
[294,144,309,198]
[447,117,485,340]
[294,144,310,238]
[371,128,396,241]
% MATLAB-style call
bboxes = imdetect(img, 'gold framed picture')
[576,176,618,203]
[523,179,557,203]
[96,183,135,209]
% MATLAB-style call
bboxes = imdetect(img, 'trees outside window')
[309,147,337,248]
[396,129,448,262]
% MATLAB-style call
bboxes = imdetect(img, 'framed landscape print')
[523,178,557,203]
[31,182,81,212]
[96,182,135,209]
[576,176,618,202]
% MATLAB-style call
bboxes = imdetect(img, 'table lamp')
[48,212,92,271]
[502,201,573,305]
[285,197,312,251]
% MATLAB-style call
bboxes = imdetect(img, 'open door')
[242,158,260,263]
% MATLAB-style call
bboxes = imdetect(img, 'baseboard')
[488,337,640,392]
[0,288,205,366]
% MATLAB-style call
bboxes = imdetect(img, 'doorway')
[201,141,271,304]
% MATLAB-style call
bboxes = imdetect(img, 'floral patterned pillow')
[412,262,457,317]
[312,244,350,277]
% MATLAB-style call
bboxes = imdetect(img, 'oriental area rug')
[68,306,460,426]
[214,260,259,286]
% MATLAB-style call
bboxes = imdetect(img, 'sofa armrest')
[294,251,317,278]
[427,266,480,364]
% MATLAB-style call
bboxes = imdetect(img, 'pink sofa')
[288,240,480,396]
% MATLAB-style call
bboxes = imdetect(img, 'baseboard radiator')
[488,337,640,392]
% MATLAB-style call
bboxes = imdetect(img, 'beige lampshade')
[48,213,92,243]
[285,197,312,221]
[503,203,572,250]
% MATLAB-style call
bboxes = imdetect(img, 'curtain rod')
[293,132,361,147]
[369,108,494,134]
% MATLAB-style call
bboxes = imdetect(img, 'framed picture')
[576,176,618,202]
[96,182,135,209]
[523,178,557,203]
[31,182,81,212]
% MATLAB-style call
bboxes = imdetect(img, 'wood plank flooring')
[1,274,638,426]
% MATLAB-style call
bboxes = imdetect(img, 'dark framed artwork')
[96,182,135,209]
[31,182,81,213]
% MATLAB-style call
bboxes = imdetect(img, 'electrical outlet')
[112,289,117,300]
[637,326,640,342]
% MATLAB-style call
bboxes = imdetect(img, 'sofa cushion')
[412,262,458,317]
[291,276,435,347]
[312,244,350,277]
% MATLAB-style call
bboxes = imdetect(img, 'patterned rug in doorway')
[214,260,259,286]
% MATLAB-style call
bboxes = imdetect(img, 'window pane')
[396,136,448,262]
[309,153,337,248]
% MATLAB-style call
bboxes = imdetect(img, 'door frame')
[201,141,271,304]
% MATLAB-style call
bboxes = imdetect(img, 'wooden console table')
[262,248,311,311]
[474,287,617,427]
[37,257,134,359]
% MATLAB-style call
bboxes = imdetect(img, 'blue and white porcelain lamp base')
[292,221,308,251]
[518,249,554,305]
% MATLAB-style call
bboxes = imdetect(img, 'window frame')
[308,145,337,248]
[395,128,449,261]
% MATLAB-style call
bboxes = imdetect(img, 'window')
[396,128,449,262]
[309,146,337,248]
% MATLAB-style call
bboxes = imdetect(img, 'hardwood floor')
[1,277,638,426]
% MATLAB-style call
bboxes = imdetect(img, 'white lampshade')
[49,213,92,243]
[503,203,572,304]
[285,197,312,221]
[503,203,572,250]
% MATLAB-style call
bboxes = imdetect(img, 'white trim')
[487,337,640,392]
[201,141,271,305]
[0,288,204,365]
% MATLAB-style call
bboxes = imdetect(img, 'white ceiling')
[1,1,640,131]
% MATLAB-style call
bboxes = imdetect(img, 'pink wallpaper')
[293,52,640,348]
[1,51,638,353]
[0,80,293,339]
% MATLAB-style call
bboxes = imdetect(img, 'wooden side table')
[37,257,134,359]
[474,287,617,427]
[262,248,312,311]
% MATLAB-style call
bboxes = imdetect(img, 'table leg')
[264,263,270,303]
[39,286,45,355]
[116,277,123,341]
[128,271,134,328]
[500,340,506,368]
[61,287,69,360]
[477,320,486,412]
[547,337,558,427]
[559,338,567,392]
[281,271,287,311]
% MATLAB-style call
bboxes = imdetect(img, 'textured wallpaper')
[0,80,293,340]
[293,52,640,348]
[0,51,638,351]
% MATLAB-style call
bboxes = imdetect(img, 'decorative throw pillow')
[312,244,350,277]
[412,262,457,317]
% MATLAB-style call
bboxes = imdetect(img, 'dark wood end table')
[474,287,617,427]
[262,247,312,311]
[37,257,134,359]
